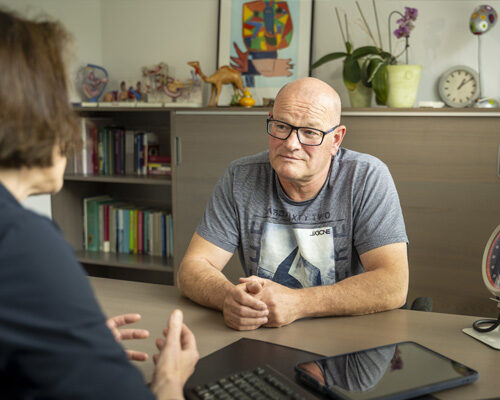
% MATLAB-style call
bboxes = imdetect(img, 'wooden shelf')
[76,250,173,273]
[64,174,171,185]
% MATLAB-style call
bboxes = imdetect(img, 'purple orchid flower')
[393,7,417,39]
[404,7,418,21]
[394,25,410,39]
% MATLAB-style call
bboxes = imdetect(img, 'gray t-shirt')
[196,148,408,288]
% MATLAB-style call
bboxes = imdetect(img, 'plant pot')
[386,65,422,108]
[346,83,372,107]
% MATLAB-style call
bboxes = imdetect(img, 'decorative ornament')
[80,64,109,102]
[239,88,255,108]
[469,5,497,35]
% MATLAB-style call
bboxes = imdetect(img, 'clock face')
[438,66,480,108]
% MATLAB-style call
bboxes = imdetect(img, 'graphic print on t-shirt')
[257,222,336,288]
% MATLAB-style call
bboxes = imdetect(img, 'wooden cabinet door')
[172,111,269,283]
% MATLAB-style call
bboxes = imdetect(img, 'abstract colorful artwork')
[218,0,313,105]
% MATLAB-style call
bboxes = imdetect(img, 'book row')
[68,119,171,176]
[83,195,173,258]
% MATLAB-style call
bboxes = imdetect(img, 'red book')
[137,211,144,255]
[148,155,171,164]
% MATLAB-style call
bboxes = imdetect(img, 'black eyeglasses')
[266,118,339,146]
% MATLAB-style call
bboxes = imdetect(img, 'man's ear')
[330,125,346,156]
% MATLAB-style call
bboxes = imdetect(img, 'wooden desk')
[90,277,499,400]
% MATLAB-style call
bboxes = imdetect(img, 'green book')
[83,195,112,252]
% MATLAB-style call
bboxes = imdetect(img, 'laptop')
[184,339,477,400]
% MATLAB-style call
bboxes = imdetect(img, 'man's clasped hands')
[223,276,300,331]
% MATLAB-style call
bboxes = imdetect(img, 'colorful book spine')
[167,214,173,258]
[117,208,124,253]
[114,129,121,175]
[130,209,136,254]
[103,204,110,252]
[92,125,99,174]
[122,209,130,254]
[138,210,144,255]
[161,213,166,257]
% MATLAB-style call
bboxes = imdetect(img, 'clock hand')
[457,77,473,90]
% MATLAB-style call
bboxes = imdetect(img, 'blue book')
[161,213,166,257]
[168,214,173,258]
[122,209,130,254]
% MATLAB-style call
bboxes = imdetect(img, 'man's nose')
[283,128,302,148]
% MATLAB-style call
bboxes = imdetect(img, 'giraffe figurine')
[188,61,245,106]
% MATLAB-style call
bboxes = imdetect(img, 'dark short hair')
[0,9,80,168]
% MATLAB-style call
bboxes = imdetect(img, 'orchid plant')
[361,2,419,104]
[311,7,387,96]
[311,2,418,106]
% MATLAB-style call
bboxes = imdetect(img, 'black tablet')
[295,341,478,400]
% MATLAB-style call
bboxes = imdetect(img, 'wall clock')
[438,65,480,108]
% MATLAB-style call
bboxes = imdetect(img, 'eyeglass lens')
[268,120,324,145]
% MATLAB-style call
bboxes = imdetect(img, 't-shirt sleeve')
[0,215,155,399]
[196,165,240,253]
[352,161,408,255]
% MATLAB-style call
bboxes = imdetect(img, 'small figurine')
[102,90,118,102]
[188,61,245,106]
[239,88,255,108]
[118,81,128,101]
[128,81,142,100]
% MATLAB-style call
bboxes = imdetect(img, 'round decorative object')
[469,5,497,35]
[239,88,255,108]
[438,66,480,107]
[482,224,500,297]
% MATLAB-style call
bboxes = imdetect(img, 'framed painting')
[217,0,314,106]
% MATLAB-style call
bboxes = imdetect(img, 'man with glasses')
[178,78,409,331]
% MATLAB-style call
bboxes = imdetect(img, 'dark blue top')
[0,183,155,399]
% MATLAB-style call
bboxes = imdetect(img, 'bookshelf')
[52,108,175,284]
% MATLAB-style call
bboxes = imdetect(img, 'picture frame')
[217,0,315,106]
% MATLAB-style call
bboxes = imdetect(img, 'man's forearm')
[295,268,408,319]
[177,259,234,310]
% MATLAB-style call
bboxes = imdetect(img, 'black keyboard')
[186,365,310,400]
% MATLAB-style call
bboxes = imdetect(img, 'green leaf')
[360,57,372,87]
[367,58,383,83]
[372,64,388,105]
[351,46,381,60]
[346,41,352,54]
[311,52,347,69]
[343,56,361,84]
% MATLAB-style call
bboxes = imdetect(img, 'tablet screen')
[295,342,478,400]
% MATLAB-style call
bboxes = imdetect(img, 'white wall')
[2,0,500,216]
[100,0,219,91]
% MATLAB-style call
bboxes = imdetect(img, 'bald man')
[177,78,409,330]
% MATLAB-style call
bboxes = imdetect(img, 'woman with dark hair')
[0,9,198,399]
